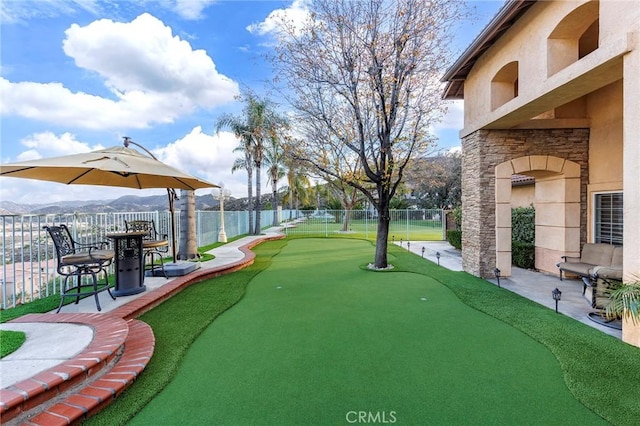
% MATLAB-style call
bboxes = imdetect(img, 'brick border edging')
[0,314,129,424]
[24,320,154,426]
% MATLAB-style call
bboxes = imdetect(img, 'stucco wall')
[511,185,535,208]
[463,1,588,129]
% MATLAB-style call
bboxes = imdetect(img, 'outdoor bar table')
[107,231,146,296]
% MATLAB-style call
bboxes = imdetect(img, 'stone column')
[461,128,589,278]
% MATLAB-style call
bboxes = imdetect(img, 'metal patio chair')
[124,220,169,279]
[44,224,115,313]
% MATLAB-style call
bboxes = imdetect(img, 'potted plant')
[605,276,640,324]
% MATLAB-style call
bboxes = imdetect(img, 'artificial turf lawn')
[0,330,26,358]
[129,239,606,425]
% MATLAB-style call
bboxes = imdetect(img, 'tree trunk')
[247,167,254,235]
[374,195,391,268]
[342,210,351,232]
[254,162,262,234]
[272,181,278,226]
[178,189,198,260]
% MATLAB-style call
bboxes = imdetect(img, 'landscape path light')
[494,267,501,288]
[552,288,562,313]
[436,251,441,266]
[421,246,425,258]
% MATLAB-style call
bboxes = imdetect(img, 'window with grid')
[594,192,623,245]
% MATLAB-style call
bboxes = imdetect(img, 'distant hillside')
[0,193,268,215]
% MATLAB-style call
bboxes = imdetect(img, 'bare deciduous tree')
[272,0,464,268]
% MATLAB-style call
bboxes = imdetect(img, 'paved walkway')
[1,235,621,390]
[399,240,622,339]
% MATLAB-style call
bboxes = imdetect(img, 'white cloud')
[173,0,216,20]
[0,0,102,24]
[0,13,239,130]
[246,0,311,38]
[433,100,464,131]
[154,126,251,198]
[19,131,104,158]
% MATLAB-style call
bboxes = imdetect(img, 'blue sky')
[0,0,505,204]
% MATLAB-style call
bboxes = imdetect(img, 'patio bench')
[557,243,623,293]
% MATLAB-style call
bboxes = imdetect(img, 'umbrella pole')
[168,188,178,263]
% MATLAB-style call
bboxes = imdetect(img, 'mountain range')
[0,193,257,215]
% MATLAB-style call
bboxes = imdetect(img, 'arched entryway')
[495,155,581,276]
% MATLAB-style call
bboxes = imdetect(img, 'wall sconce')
[494,267,501,288]
[552,288,562,313]
[421,246,425,258]
[436,252,441,266]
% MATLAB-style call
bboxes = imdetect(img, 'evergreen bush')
[512,206,535,244]
[512,206,535,268]
[447,230,462,250]
[512,241,535,269]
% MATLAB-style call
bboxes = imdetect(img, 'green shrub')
[447,230,462,250]
[512,241,535,269]
[512,206,535,244]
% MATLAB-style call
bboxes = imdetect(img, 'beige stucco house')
[442,0,639,346]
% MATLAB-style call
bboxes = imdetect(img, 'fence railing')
[0,208,443,309]
[0,209,286,309]
[283,209,445,241]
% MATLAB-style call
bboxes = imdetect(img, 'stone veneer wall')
[461,128,589,277]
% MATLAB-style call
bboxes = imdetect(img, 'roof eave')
[442,0,537,100]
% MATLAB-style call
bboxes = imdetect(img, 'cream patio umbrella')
[0,141,219,263]
[0,144,216,190]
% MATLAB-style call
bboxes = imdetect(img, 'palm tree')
[243,94,287,234]
[264,135,286,225]
[282,157,311,220]
[216,113,254,235]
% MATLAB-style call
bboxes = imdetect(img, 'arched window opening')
[547,1,599,76]
[491,61,519,110]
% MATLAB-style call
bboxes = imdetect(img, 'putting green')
[132,239,604,425]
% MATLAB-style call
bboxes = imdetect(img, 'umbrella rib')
[175,178,196,191]
[0,166,35,176]
[67,170,94,185]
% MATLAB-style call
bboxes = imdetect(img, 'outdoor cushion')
[590,265,623,280]
[62,249,115,265]
[559,262,593,277]
[580,243,615,266]
[611,246,623,268]
[142,240,169,249]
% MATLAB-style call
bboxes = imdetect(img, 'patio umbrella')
[0,143,219,264]
[0,145,216,190]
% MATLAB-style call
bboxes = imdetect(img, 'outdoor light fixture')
[400,238,403,246]
[552,288,562,313]
[436,251,441,266]
[407,241,411,251]
[494,267,501,288]
[214,183,231,243]
[392,236,395,243]
[421,246,425,258]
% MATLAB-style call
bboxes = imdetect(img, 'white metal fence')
[283,209,445,241]
[0,208,443,309]
[0,209,284,309]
